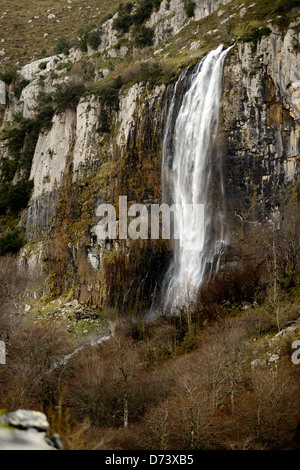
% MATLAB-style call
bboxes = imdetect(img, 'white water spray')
[162,45,232,309]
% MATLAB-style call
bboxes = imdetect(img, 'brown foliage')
[0,255,42,341]
[0,323,73,410]
[63,335,172,429]
[197,263,264,311]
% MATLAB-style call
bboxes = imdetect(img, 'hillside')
[0,0,124,66]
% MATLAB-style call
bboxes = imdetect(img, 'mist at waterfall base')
[160,44,233,313]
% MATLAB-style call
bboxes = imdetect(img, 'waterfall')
[162,44,232,310]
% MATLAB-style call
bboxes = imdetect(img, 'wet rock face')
[0,410,62,450]
[221,28,299,239]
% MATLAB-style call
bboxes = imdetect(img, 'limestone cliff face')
[0,2,299,310]
[96,0,232,55]
[221,23,300,243]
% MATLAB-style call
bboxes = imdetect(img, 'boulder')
[0,410,63,450]
[0,409,49,431]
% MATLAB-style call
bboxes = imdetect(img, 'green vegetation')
[35,92,55,131]
[97,108,111,133]
[0,0,135,66]
[53,81,86,114]
[0,115,39,226]
[135,60,163,87]
[132,0,162,24]
[0,64,19,85]
[78,26,102,52]
[0,179,34,215]
[12,77,30,100]
[55,61,72,72]
[0,91,58,245]
[112,0,162,45]
[0,65,29,99]
[38,61,48,71]
[132,24,155,47]
[87,30,102,50]
[242,26,272,51]
[0,230,26,256]
[113,2,134,33]
[54,36,71,55]
[88,75,123,108]
[183,0,196,18]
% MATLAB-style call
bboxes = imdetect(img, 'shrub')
[79,37,88,52]
[113,12,133,33]
[91,76,123,108]
[4,117,39,160]
[54,81,86,113]
[275,0,300,15]
[100,12,114,24]
[184,0,196,17]
[0,64,19,85]
[99,84,120,106]
[200,264,264,308]
[242,27,272,51]
[5,126,27,158]
[132,25,154,48]
[1,116,39,216]
[81,61,95,82]
[132,0,161,25]
[12,111,24,123]
[56,61,72,72]
[113,3,134,33]
[113,0,162,33]
[8,179,34,212]
[0,230,25,256]
[35,92,54,130]
[36,102,54,130]
[140,61,162,87]
[97,108,111,133]
[12,77,30,100]
[38,61,48,70]
[54,36,71,55]
[87,31,102,50]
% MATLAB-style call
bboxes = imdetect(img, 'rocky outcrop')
[147,0,232,46]
[0,410,62,450]
[96,0,233,54]
[221,23,300,241]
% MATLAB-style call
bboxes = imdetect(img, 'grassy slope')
[0,0,124,66]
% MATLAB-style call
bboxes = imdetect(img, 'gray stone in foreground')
[0,409,50,432]
[0,428,55,450]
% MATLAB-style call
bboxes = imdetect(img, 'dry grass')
[0,0,123,66]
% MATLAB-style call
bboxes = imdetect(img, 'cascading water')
[162,44,233,310]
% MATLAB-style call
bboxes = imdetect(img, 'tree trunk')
[124,392,128,428]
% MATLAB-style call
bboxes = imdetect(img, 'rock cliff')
[0,0,299,312]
